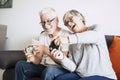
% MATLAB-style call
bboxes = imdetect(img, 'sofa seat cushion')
[0,50,26,69]
[109,36,120,79]
[3,68,15,80]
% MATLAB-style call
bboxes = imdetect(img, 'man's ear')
[55,17,59,25]
[56,17,59,22]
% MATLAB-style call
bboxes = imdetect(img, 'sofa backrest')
[105,35,120,48]
[105,35,113,48]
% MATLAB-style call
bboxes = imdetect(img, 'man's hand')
[24,44,49,64]
[54,36,69,46]
[28,44,42,55]
[32,44,49,55]
[25,52,36,62]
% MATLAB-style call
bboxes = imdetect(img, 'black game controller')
[49,40,59,52]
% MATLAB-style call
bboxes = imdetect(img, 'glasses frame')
[40,18,56,25]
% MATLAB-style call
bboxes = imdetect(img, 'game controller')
[49,40,59,52]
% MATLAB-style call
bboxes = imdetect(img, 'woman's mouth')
[72,24,76,30]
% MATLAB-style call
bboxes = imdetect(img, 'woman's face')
[65,15,85,33]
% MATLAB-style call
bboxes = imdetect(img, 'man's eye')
[41,21,45,24]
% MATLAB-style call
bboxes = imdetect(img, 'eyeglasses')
[40,18,55,25]
[64,21,70,26]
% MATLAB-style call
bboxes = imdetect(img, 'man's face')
[65,15,84,33]
[40,14,58,34]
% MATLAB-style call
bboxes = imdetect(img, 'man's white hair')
[39,7,57,18]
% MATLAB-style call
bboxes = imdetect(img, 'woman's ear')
[79,16,85,25]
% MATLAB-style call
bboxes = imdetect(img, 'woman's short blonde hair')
[63,9,85,26]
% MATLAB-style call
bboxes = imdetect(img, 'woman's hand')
[50,49,64,61]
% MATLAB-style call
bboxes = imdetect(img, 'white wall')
[0,0,120,50]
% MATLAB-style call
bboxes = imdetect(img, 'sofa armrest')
[0,50,26,69]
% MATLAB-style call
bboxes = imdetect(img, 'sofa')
[0,35,120,80]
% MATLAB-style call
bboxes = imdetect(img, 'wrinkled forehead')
[64,14,81,21]
[64,13,84,21]
[40,13,55,21]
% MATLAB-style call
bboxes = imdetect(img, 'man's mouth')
[45,29,51,33]
[46,29,50,31]
[46,29,53,34]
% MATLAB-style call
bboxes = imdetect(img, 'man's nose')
[44,24,51,29]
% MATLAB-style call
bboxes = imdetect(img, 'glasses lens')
[66,21,69,26]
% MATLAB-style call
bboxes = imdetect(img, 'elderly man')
[14,7,69,80]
